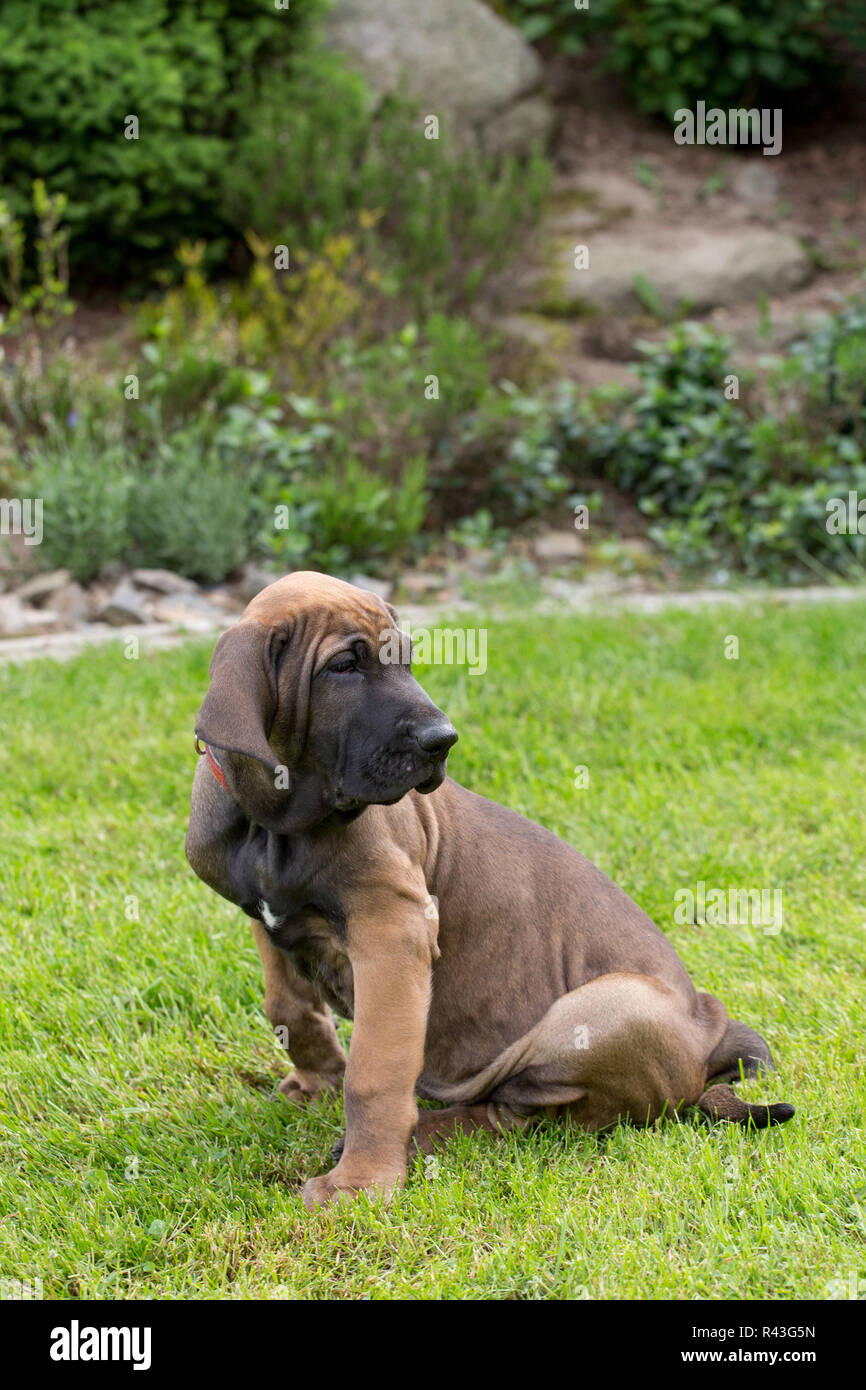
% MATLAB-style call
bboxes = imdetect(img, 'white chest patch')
[258,900,280,929]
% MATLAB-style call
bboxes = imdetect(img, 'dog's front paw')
[278,1068,343,1106]
[301,1164,405,1212]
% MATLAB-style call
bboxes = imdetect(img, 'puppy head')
[194,571,457,833]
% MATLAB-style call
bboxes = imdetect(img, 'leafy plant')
[267,453,428,574]
[139,232,380,390]
[223,54,550,315]
[560,312,866,580]
[0,180,74,336]
[127,434,261,582]
[27,439,133,582]
[605,0,834,119]
[0,0,327,281]
[501,1,612,53]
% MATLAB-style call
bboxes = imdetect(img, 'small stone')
[540,577,592,607]
[0,595,61,636]
[131,568,199,595]
[150,592,231,632]
[233,562,282,604]
[532,529,586,564]
[52,581,89,625]
[349,573,393,602]
[730,163,780,207]
[13,569,72,606]
[200,586,244,613]
[401,571,446,597]
[537,223,814,317]
[100,562,128,584]
[462,549,495,577]
[84,584,111,622]
[100,581,148,626]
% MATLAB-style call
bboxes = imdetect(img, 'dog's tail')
[696,1083,795,1128]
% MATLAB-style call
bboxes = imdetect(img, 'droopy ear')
[194,620,289,770]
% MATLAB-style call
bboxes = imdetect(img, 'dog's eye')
[329,654,358,674]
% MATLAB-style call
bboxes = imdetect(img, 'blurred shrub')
[0,180,74,336]
[16,296,866,586]
[267,453,428,574]
[507,0,840,119]
[324,316,495,470]
[27,438,133,581]
[0,0,326,281]
[562,316,866,580]
[222,53,550,314]
[28,425,265,585]
[429,379,575,525]
[126,433,260,581]
[137,232,380,391]
[502,1,611,53]
[606,0,833,117]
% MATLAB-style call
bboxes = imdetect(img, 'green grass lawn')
[1,600,864,1300]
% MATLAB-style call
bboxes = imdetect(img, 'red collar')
[195,738,228,789]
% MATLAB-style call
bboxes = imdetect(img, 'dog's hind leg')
[412,1103,535,1153]
[423,973,795,1132]
[424,972,714,1131]
[705,1019,776,1082]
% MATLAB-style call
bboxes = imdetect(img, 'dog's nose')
[415,721,458,757]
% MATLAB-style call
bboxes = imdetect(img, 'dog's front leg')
[302,900,433,1211]
[251,920,346,1103]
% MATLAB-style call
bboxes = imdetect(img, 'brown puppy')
[186,572,793,1209]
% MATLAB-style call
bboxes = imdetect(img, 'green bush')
[502,1,612,53]
[606,0,833,118]
[267,453,428,574]
[223,57,550,314]
[507,0,842,119]
[0,0,325,281]
[324,316,496,468]
[126,433,261,582]
[561,315,866,581]
[27,438,133,581]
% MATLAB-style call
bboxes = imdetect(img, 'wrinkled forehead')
[316,600,395,645]
[244,574,398,648]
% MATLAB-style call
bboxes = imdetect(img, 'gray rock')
[729,162,781,207]
[533,529,586,564]
[51,581,89,625]
[84,584,111,623]
[0,594,60,636]
[480,93,555,158]
[13,569,72,606]
[150,592,233,632]
[543,176,658,237]
[100,581,148,626]
[99,562,129,584]
[400,571,447,598]
[200,586,245,614]
[538,223,814,317]
[324,0,554,156]
[131,568,198,595]
[349,572,393,602]
[233,562,282,604]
